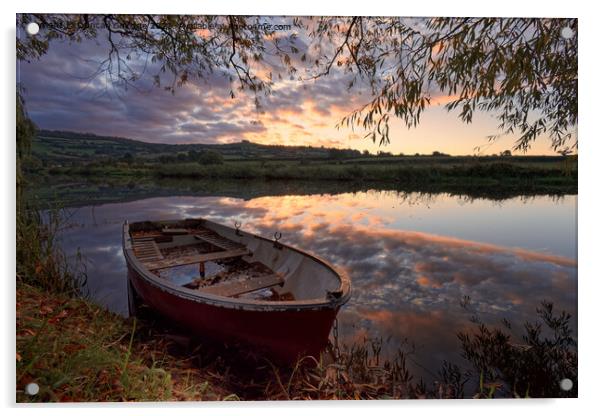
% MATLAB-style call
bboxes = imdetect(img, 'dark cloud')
[18,25,365,145]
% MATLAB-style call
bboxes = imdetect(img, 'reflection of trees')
[386,190,571,210]
[388,190,437,209]
[362,189,552,211]
[485,194,567,208]
[27,175,575,209]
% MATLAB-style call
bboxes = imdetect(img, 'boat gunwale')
[123,219,351,312]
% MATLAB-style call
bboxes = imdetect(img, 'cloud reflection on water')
[58,191,577,379]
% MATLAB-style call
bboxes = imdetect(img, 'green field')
[26,130,577,198]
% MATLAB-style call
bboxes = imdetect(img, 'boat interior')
[127,219,343,302]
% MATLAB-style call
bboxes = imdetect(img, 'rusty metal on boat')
[122,218,351,362]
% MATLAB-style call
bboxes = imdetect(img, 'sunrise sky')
[17,17,565,156]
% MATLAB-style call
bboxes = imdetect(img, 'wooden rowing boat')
[122,218,351,362]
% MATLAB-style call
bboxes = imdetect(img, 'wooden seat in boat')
[143,248,250,271]
[198,274,284,297]
[161,227,189,235]
[131,237,164,262]
[193,231,245,250]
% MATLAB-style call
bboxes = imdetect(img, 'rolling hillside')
[32,130,355,165]
[30,130,571,170]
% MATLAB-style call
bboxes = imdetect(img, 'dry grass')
[17,284,577,401]
[16,283,236,402]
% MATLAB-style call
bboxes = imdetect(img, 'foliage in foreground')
[264,302,577,399]
[16,284,235,402]
[16,208,87,296]
[458,300,577,398]
[16,280,577,401]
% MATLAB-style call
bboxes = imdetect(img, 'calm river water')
[54,188,577,381]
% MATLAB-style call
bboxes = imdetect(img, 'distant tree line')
[156,150,224,165]
[327,148,362,160]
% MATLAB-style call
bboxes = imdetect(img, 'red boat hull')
[128,266,339,362]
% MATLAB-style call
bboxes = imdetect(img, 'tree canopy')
[17,15,577,152]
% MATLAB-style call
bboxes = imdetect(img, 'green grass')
[26,156,577,206]
[151,159,577,191]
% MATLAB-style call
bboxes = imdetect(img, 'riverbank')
[25,177,578,212]
[154,159,576,184]
[16,283,238,402]
[25,157,577,210]
[35,157,577,194]
[156,159,577,196]
[15,282,437,401]
[17,278,577,401]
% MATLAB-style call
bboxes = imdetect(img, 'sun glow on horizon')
[19,26,573,157]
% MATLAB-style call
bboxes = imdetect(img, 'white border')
[3,1,600,415]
